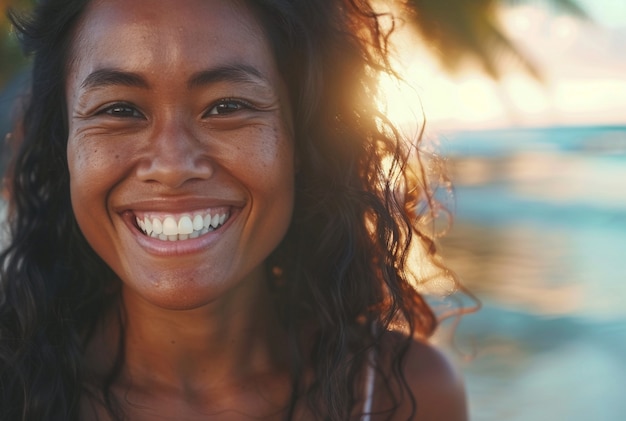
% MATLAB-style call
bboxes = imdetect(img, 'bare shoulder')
[379,332,468,421]
[403,337,467,420]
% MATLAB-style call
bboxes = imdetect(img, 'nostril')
[135,154,214,187]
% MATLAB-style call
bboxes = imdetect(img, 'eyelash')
[96,98,254,119]
[99,103,144,118]
[204,98,254,117]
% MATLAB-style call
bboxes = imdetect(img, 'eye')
[100,103,144,118]
[205,99,252,116]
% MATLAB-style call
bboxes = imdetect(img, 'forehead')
[68,0,274,81]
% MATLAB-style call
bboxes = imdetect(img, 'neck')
[86,267,289,395]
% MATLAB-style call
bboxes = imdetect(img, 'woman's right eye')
[99,104,143,118]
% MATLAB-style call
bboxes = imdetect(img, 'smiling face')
[65,0,295,310]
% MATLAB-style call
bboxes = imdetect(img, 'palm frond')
[402,0,588,79]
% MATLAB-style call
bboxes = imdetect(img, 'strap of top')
[360,345,377,420]
[361,322,378,420]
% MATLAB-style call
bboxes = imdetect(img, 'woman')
[0,0,467,419]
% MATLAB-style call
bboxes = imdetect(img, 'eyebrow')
[80,68,149,90]
[79,64,270,92]
[187,64,269,89]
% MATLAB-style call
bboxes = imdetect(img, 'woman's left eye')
[205,99,252,116]
[100,104,143,118]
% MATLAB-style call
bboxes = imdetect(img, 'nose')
[136,121,213,188]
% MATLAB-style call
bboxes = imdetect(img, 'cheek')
[252,127,294,199]
[237,125,295,236]
[69,139,118,167]
[68,141,95,204]
[67,138,132,274]
[67,137,125,194]
[67,138,125,237]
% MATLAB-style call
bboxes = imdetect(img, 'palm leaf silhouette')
[402,0,588,79]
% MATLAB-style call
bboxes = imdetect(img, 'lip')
[116,197,246,214]
[118,198,245,256]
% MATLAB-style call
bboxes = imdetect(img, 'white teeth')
[144,218,153,235]
[163,217,178,236]
[193,215,204,231]
[178,216,193,235]
[136,210,230,241]
[153,218,163,235]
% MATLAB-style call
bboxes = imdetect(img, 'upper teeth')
[136,211,229,241]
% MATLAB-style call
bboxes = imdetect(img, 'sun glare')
[377,2,626,131]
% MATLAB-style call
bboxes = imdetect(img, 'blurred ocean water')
[439,125,626,421]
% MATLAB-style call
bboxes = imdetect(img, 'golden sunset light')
[380,1,626,131]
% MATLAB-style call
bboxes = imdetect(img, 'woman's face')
[66,0,295,309]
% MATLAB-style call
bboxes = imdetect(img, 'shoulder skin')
[373,332,468,421]
[402,338,467,421]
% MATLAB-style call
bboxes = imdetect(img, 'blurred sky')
[382,0,626,131]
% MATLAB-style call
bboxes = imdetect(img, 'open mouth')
[134,209,231,242]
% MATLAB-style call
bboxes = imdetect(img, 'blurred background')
[381,1,626,420]
[1,0,625,420]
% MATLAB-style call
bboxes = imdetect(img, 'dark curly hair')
[1,0,456,419]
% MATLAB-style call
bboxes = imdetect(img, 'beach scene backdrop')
[439,125,626,421]
[378,1,626,419]
[421,2,625,420]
